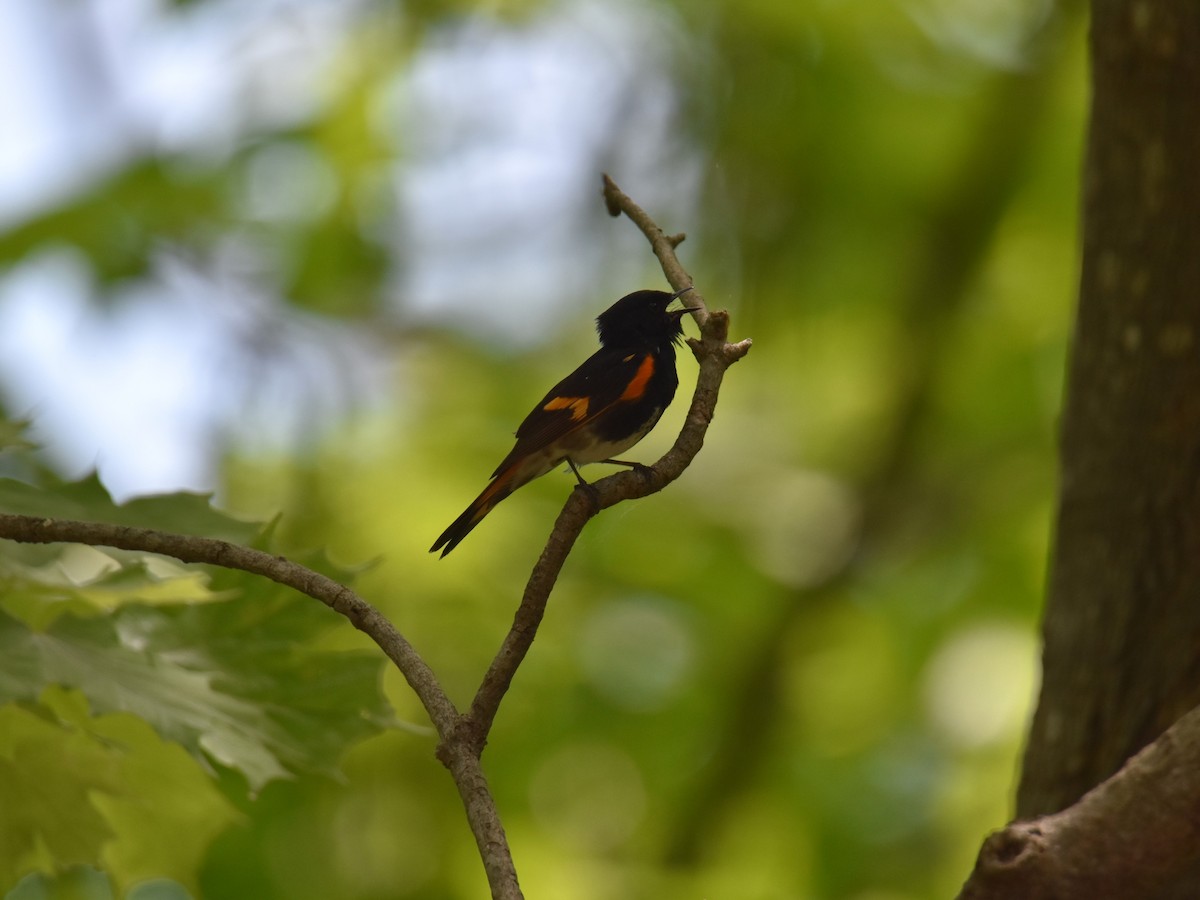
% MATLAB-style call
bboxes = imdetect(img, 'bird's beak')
[669,285,698,318]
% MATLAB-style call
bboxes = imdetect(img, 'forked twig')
[0,177,750,900]
[466,174,752,742]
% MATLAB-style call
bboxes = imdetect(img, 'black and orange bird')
[431,287,696,557]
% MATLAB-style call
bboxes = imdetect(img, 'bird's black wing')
[489,347,656,477]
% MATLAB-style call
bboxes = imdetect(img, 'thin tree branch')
[465,174,752,742]
[0,513,456,731]
[439,740,523,900]
[0,180,748,900]
[602,174,695,304]
[0,512,521,900]
[957,702,1200,900]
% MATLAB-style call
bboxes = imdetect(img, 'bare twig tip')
[601,173,621,216]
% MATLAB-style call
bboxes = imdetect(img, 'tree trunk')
[1017,0,1200,887]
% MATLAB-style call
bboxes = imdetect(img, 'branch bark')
[0,179,750,900]
[958,703,1200,900]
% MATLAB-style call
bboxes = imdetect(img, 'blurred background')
[0,0,1085,897]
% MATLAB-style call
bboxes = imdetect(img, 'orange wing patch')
[544,395,590,421]
[619,354,656,402]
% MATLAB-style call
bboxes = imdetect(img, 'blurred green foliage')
[0,458,390,897]
[0,0,1087,898]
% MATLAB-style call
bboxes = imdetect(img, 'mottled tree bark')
[957,4,1200,896]
[1009,0,1200,894]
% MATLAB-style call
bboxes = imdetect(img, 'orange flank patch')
[544,395,590,420]
[619,354,655,401]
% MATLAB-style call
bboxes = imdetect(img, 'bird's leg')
[565,457,589,486]
[566,458,601,510]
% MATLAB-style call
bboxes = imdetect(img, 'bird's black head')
[596,287,694,349]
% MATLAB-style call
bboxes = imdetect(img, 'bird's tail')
[430,465,520,557]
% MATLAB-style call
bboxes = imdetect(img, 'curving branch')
[465,174,752,741]
[0,511,519,898]
[957,702,1200,900]
[0,514,455,727]
[0,179,749,900]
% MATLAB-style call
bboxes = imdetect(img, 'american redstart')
[431,287,695,557]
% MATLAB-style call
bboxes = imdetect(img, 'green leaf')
[0,474,268,629]
[0,702,116,887]
[0,418,37,454]
[0,475,386,890]
[0,544,221,630]
[0,688,239,895]
[0,473,261,544]
[0,592,390,794]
